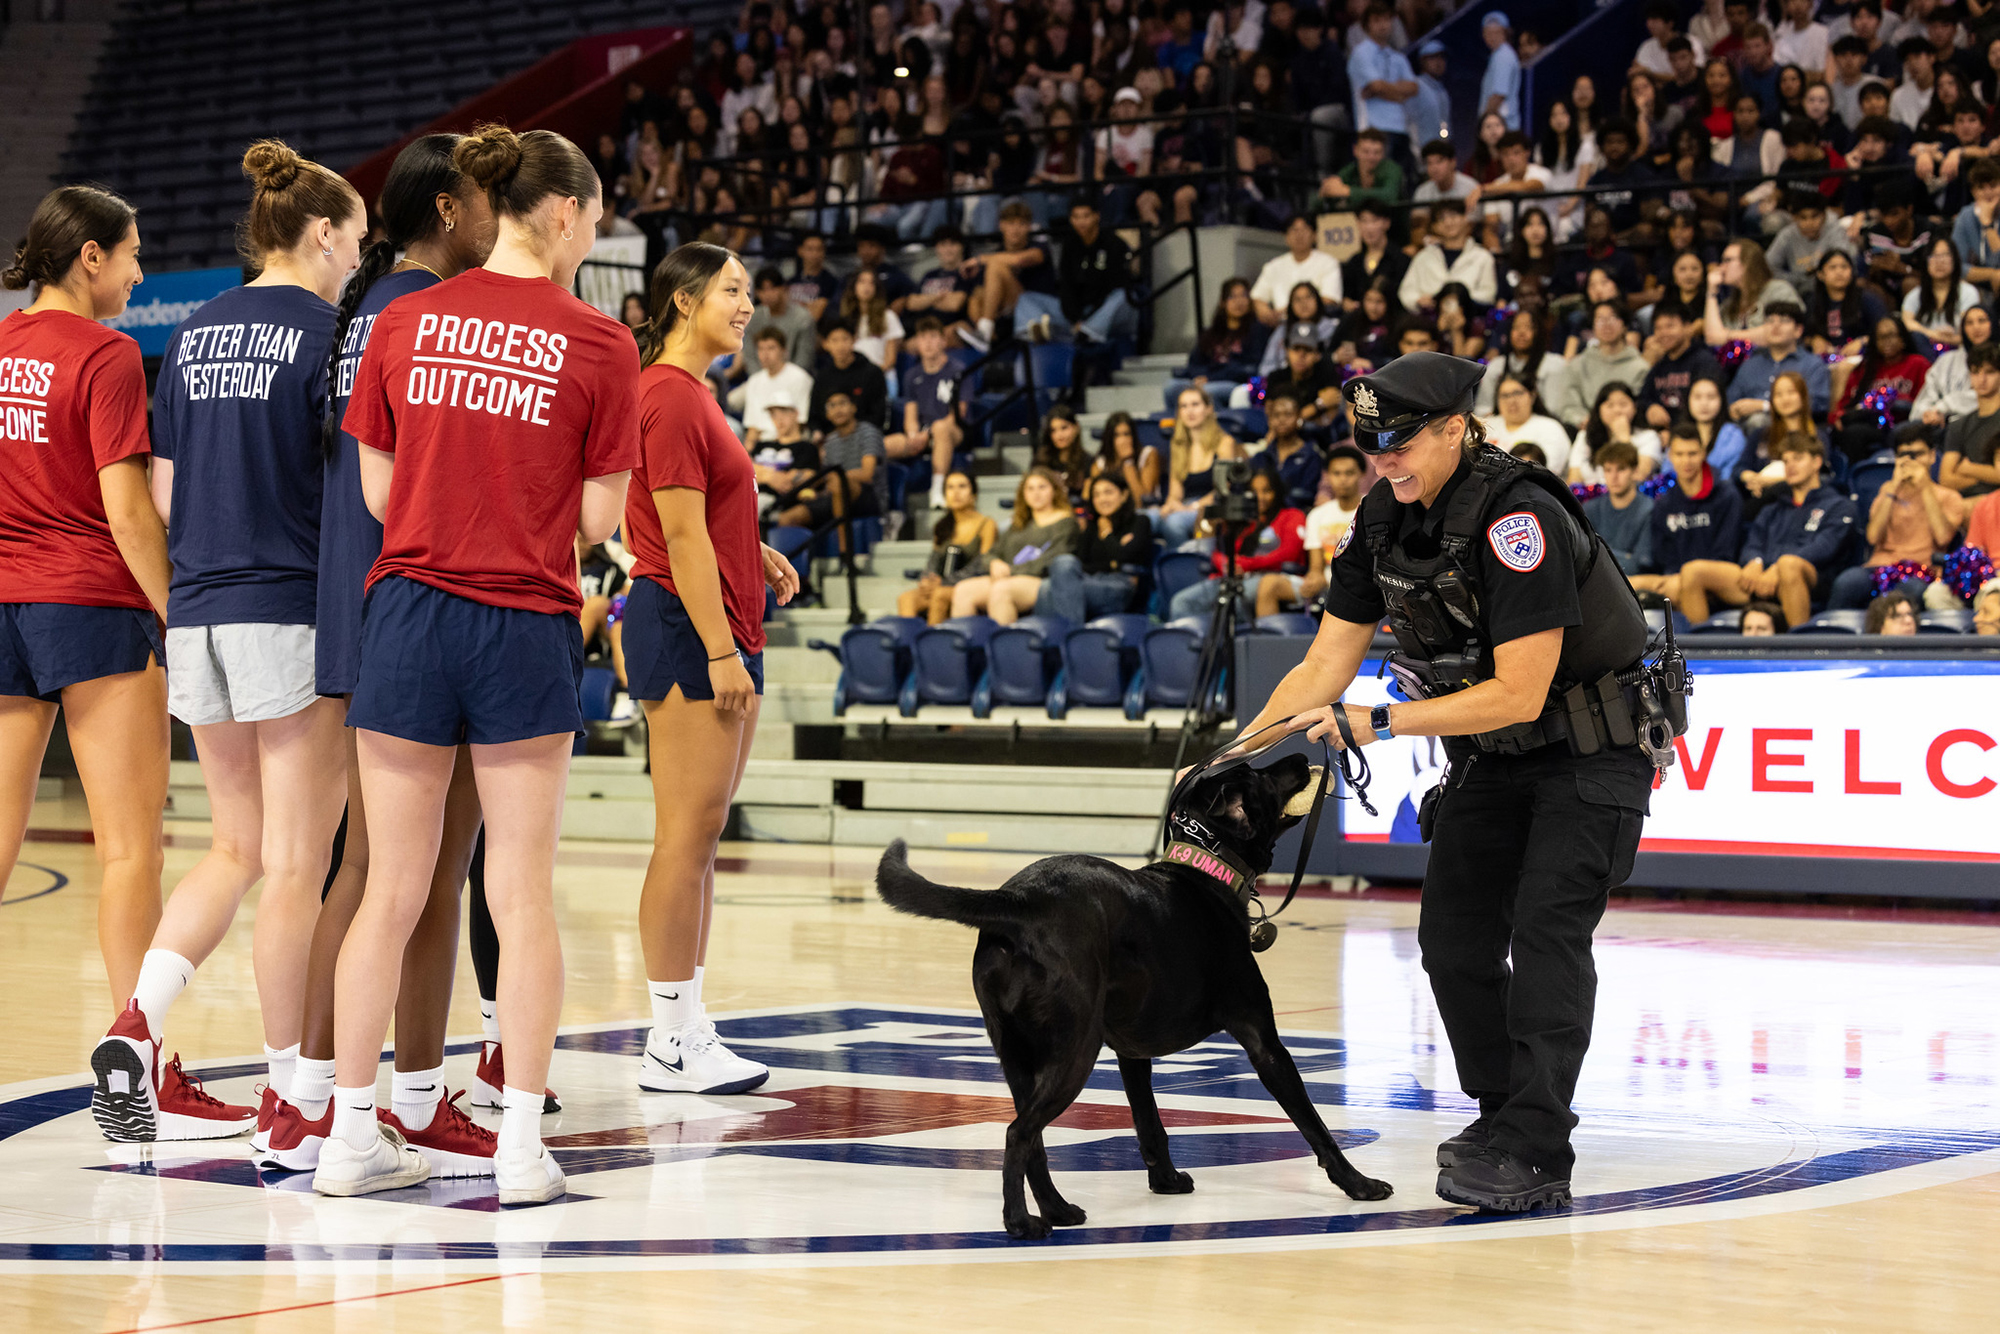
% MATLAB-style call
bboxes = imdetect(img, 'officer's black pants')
[1419,743,1653,1177]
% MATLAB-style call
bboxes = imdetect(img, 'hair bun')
[454,123,524,193]
[242,139,303,192]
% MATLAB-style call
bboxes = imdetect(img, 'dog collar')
[1161,839,1256,904]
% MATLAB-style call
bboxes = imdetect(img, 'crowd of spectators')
[589,0,2000,635]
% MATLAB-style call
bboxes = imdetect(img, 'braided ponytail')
[323,135,467,455]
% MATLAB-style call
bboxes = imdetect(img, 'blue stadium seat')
[765,525,815,607]
[1686,608,1744,634]
[578,665,617,721]
[1152,551,1211,613]
[1792,609,1867,634]
[1216,407,1266,442]
[1130,616,1215,719]
[1255,612,1319,636]
[812,516,883,559]
[1643,607,1692,636]
[1051,614,1152,716]
[809,617,926,714]
[902,616,997,714]
[975,615,1073,716]
[1918,609,1976,634]
[1849,450,1896,513]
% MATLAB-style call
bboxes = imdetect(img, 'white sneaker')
[495,1145,567,1206]
[637,1015,770,1094]
[609,692,635,722]
[311,1125,431,1197]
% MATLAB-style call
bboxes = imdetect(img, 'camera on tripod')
[1212,458,1261,531]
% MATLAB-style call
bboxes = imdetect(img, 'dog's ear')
[1207,786,1256,841]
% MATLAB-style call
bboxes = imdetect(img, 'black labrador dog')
[876,751,1393,1239]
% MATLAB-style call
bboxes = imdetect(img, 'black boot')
[1435,1148,1572,1212]
[1434,1112,1495,1169]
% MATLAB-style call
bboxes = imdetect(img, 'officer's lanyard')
[1164,710,1378,928]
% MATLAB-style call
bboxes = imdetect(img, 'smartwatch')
[1370,704,1394,742]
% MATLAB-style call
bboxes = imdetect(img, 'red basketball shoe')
[381,1089,496,1178]
[258,1095,333,1172]
[469,1042,561,1113]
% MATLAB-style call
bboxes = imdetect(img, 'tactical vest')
[1361,446,1652,755]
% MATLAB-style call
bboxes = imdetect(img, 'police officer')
[1229,352,1675,1212]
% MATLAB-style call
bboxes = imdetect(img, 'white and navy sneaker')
[495,1145,567,1206]
[638,1015,769,1094]
[312,1125,431,1197]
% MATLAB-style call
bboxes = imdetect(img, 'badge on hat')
[1350,384,1378,420]
[1488,512,1544,571]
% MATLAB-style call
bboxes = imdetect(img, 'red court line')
[111,1272,509,1332]
[1345,831,2000,863]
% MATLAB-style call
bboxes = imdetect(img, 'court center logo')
[0,1003,1993,1273]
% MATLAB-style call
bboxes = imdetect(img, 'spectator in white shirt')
[1890,38,1938,129]
[1480,131,1554,243]
[1482,372,1574,476]
[1632,0,1704,81]
[739,326,818,448]
[1410,138,1484,238]
[1772,0,1830,73]
[1398,199,1499,311]
[1250,215,1344,326]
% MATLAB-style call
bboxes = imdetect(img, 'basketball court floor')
[3,794,1996,1332]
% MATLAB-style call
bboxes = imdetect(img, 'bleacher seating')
[1048,613,1151,717]
[902,616,997,715]
[1919,610,1977,635]
[1129,617,1212,719]
[64,0,676,271]
[975,616,1072,717]
[810,617,925,715]
[1792,610,1868,635]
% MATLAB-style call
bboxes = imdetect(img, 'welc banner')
[1337,658,2000,863]
[104,266,241,357]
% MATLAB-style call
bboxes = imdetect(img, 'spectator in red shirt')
[1831,316,1930,436]
[624,243,799,1098]
[0,185,168,1010]
[1168,466,1307,618]
[325,125,639,1208]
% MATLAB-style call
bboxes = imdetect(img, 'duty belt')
[1474,669,1645,757]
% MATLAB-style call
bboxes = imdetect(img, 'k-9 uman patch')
[1488,511,1545,571]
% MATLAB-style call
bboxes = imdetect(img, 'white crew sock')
[648,977,699,1033]
[480,997,501,1045]
[975,316,994,342]
[331,1085,378,1152]
[132,949,195,1039]
[692,965,706,1012]
[289,1056,336,1118]
[499,1085,544,1155]
[928,475,946,508]
[391,1064,444,1131]
[264,1044,299,1100]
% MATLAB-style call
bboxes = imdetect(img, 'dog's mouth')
[1282,766,1325,817]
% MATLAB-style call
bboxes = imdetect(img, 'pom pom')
[1639,471,1678,497]
[607,592,628,626]
[1942,546,1996,603]
[1247,375,1266,406]
[1858,383,1904,432]
[1869,560,1931,597]
[1570,482,1606,502]
[1716,340,1754,371]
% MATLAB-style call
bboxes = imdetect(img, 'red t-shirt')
[342,268,641,615]
[624,363,767,653]
[0,309,152,610]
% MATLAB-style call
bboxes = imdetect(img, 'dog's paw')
[1005,1213,1053,1241]
[1148,1170,1195,1195]
[1337,1175,1394,1202]
[1042,1199,1088,1227]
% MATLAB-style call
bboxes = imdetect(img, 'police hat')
[1344,351,1485,454]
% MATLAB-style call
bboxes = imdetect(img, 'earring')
[562,228,574,240]
[445,219,455,232]
[322,247,333,257]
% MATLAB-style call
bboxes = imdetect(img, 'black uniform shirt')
[1322,459,1584,649]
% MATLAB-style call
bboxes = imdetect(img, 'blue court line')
[4,1135,1996,1264]
[0,865,68,907]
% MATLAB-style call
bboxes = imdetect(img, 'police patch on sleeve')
[1332,522,1355,557]
[1487,512,1545,571]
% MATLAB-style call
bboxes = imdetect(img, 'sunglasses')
[1894,448,1929,459]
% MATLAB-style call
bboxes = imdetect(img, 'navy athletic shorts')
[348,575,584,746]
[0,603,162,701]
[622,576,765,703]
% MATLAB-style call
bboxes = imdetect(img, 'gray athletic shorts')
[165,624,320,726]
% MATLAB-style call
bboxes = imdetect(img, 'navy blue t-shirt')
[152,284,337,628]
[902,357,961,428]
[917,265,976,308]
[317,268,436,693]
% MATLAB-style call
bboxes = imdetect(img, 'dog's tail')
[875,839,1029,935]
